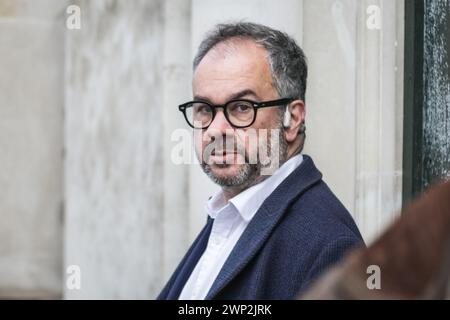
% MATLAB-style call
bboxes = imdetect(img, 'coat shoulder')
[283,179,363,244]
[265,178,364,280]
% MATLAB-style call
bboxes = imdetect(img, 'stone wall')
[0,0,405,299]
[0,0,66,298]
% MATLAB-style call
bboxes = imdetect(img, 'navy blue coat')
[158,155,364,299]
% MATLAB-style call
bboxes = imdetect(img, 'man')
[158,22,363,300]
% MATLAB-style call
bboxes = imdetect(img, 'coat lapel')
[158,217,214,299]
[205,155,322,299]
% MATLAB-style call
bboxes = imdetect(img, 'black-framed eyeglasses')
[178,98,295,129]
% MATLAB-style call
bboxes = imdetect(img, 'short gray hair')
[193,22,308,101]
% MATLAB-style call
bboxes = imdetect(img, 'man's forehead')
[193,39,273,101]
[193,89,260,103]
[195,39,269,74]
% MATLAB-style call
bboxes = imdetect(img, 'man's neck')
[221,174,267,202]
[220,146,302,202]
[222,188,241,203]
[221,159,293,202]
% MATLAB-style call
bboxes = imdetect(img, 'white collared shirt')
[178,154,304,300]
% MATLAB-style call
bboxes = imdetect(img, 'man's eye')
[236,104,252,112]
[195,105,211,114]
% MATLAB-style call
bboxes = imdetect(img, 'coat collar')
[205,154,323,299]
[206,154,304,223]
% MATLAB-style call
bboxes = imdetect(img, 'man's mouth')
[207,149,243,165]
[211,150,236,156]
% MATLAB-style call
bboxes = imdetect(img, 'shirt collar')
[206,154,304,222]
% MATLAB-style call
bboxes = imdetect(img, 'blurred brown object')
[300,180,450,299]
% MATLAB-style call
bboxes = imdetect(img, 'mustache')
[202,136,248,163]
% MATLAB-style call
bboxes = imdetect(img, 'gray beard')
[200,126,289,189]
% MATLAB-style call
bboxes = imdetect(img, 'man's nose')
[205,109,233,136]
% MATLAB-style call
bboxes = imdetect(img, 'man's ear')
[283,108,292,128]
[283,100,305,143]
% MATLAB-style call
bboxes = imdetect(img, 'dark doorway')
[403,0,450,204]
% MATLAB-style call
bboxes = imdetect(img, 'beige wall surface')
[0,0,66,298]
[0,0,404,299]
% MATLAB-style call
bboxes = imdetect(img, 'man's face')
[193,39,287,189]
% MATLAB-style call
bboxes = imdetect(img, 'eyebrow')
[193,89,259,103]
